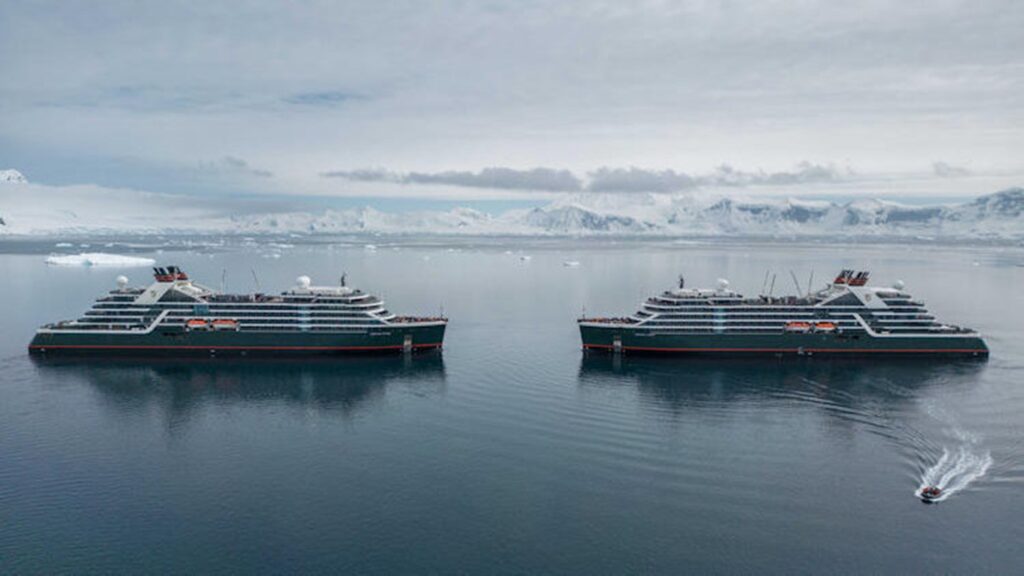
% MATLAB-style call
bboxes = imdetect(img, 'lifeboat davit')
[920,486,942,502]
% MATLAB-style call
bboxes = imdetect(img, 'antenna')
[220,268,227,293]
[250,268,261,293]
[678,274,685,289]
[340,272,347,287]
[761,270,770,295]
[789,270,802,296]
[768,273,776,298]
[807,270,814,295]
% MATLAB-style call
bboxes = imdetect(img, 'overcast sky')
[1,0,1021,203]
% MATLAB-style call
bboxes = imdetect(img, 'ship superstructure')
[579,270,988,356]
[30,266,446,355]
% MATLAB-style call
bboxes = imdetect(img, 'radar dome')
[716,278,730,291]
[892,279,905,290]
[116,275,128,289]
[296,275,312,289]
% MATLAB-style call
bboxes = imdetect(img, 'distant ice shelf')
[45,252,157,267]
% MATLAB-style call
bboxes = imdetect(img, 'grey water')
[1,239,1023,573]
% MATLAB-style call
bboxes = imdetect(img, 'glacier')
[229,188,1024,240]
[2,171,1024,240]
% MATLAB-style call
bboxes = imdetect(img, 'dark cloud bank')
[321,162,845,192]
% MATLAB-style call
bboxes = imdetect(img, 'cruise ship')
[29,266,447,355]
[579,270,988,357]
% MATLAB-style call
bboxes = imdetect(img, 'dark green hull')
[579,324,988,357]
[29,323,446,356]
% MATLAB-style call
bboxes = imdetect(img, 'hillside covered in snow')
[2,170,1024,240]
[226,187,1024,240]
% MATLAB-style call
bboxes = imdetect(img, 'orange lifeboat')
[814,321,837,332]
[784,321,812,333]
[185,318,210,331]
[211,318,240,331]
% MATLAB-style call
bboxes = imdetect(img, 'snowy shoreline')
[3,182,1024,241]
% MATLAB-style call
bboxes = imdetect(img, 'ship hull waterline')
[580,325,988,357]
[29,324,446,357]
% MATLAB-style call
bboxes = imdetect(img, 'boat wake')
[916,434,992,502]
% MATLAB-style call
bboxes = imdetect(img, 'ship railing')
[578,317,639,324]
[37,310,172,335]
[388,316,448,324]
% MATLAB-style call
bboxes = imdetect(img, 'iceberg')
[0,169,27,183]
[45,252,157,267]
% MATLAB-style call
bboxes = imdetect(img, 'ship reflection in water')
[577,353,986,415]
[30,351,447,422]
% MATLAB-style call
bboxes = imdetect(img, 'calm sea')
[1,238,1022,573]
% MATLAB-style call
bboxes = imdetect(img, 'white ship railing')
[37,310,172,335]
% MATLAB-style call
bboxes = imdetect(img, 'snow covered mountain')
[520,205,651,233]
[2,172,1023,240]
[232,187,1024,239]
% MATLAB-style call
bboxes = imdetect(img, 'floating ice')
[45,252,157,267]
[54,242,73,247]
[0,169,27,183]
[563,260,581,267]
[520,255,532,261]
[364,244,378,251]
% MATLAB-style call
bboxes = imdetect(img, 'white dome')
[116,275,129,288]
[296,275,312,289]
[716,278,730,291]
[892,279,905,290]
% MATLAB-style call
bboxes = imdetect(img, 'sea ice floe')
[563,260,581,267]
[45,252,157,267]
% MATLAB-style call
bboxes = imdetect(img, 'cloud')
[319,162,848,193]
[1,2,1020,198]
[706,162,843,187]
[587,167,696,192]
[201,156,273,178]
[320,168,397,182]
[322,167,582,192]
[586,162,844,192]
[932,161,971,178]
[283,91,360,107]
